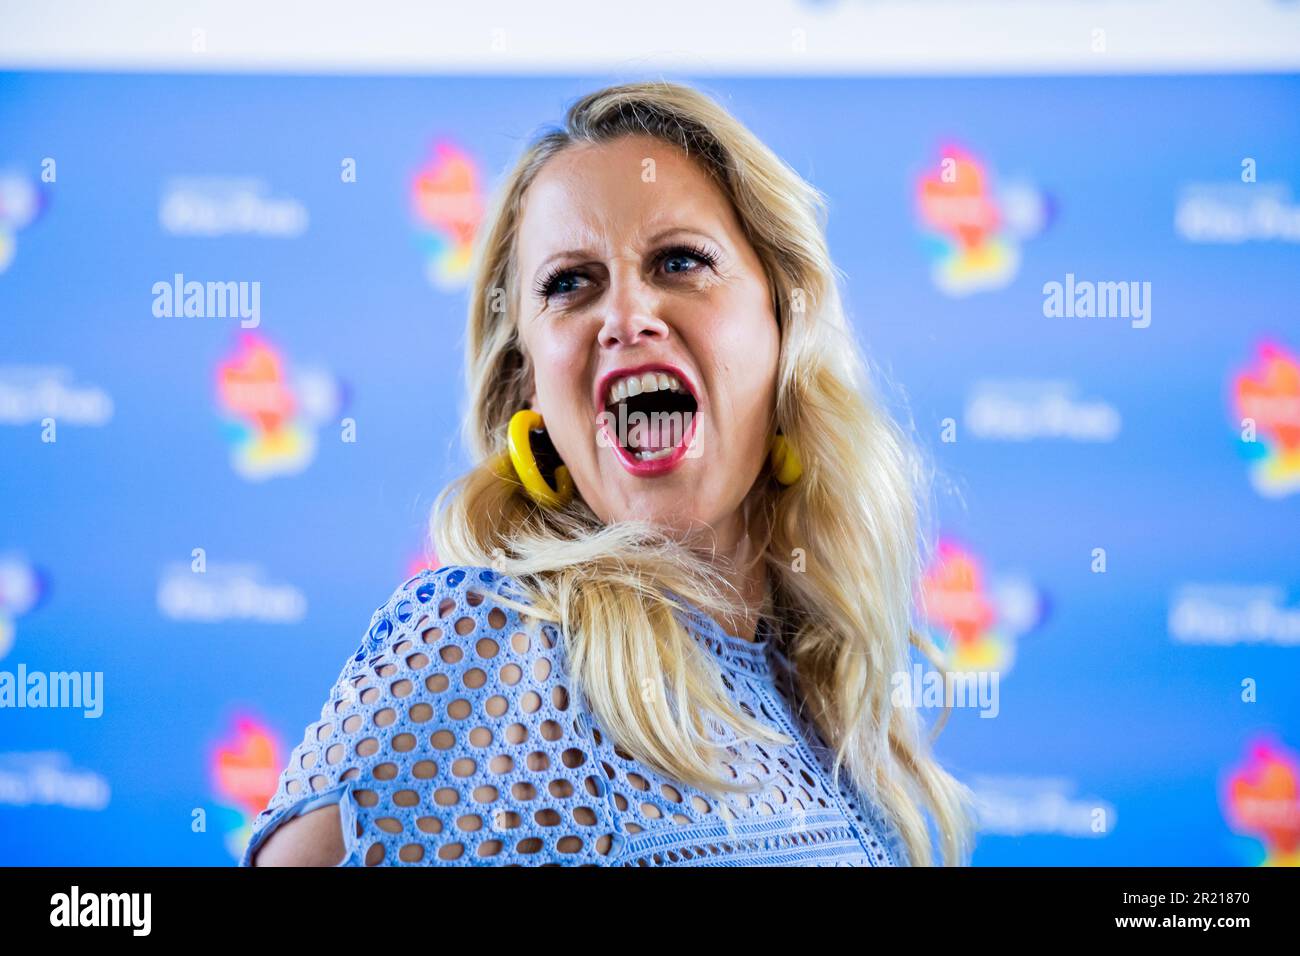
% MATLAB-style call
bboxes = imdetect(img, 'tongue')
[627,414,680,451]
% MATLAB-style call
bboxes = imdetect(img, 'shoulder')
[245,565,617,866]
[354,565,546,665]
[343,564,575,727]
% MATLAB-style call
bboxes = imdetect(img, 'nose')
[596,267,670,350]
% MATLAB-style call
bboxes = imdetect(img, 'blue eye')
[533,242,719,301]
[535,268,587,300]
[659,243,718,275]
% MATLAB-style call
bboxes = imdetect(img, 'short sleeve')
[240,566,621,866]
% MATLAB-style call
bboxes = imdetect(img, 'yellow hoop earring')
[504,409,574,509]
[770,434,802,485]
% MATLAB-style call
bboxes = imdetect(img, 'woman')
[243,80,975,867]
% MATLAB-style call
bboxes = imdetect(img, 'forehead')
[516,135,733,258]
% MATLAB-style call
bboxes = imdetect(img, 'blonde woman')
[243,80,976,867]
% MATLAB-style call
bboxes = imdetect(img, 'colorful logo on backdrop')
[411,140,485,292]
[916,145,1052,297]
[1223,738,1300,867]
[215,333,345,481]
[0,170,48,274]
[210,714,284,860]
[920,538,1047,674]
[0,554,45,662]
[1231,340,1300,498]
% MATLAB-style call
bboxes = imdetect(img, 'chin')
[599,492,707,535]
[612,498,691,527]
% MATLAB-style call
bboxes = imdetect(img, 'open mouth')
[597,365,700,472]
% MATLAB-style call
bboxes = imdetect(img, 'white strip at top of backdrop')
[1,0,1299,75]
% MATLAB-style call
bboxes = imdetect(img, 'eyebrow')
[527,226,723,288]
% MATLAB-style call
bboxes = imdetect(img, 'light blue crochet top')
[241,565,911,867]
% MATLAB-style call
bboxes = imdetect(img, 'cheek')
[525,332,594,449]
[524,327,572,403]
[706,304,781,425]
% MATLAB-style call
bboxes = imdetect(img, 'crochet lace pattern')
[241,565,911,867]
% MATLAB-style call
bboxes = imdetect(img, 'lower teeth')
[632,447,675,461]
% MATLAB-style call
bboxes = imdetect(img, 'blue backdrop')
[1,71,1297,865]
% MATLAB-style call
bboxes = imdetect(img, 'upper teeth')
[606,371,686,405]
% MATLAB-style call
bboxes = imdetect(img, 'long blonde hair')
[431,79,976,865]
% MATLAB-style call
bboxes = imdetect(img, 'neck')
[690,504,768,642]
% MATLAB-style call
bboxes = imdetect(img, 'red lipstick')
[594,363,701,477]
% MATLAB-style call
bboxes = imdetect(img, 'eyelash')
[532,242,719,301]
